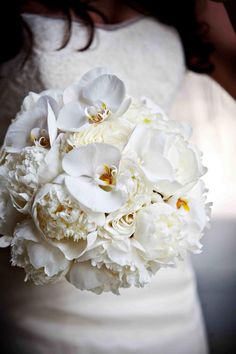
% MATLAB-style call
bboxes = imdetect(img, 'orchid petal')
[62,143,121,178]
[62,146,94,177]
[112,97,131,118]
[63,67,110,104]
[65,176,126,213]
[82,74,125,112]
[38,143,62,184]
[47,102,57,147]
[57,102,87,132]
[4,102,47,152]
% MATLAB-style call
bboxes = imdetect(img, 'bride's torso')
[0,14,208,354]
[0,13,185,141]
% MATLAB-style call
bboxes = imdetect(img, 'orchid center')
[97,164,117,192]
[85,102,111,124]
[30,128,50,149]
[176,198,190,212]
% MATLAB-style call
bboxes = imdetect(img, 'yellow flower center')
[30,129,50,149]
[99,164,117,192]
[176,198,190,212]
[87,102,110,124]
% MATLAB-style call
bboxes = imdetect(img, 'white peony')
[2,147,47,214]
[33,183,98,261]
[66,260,122,295]
[11,219,70,285]
[134,202,203,266]
[125,124,206,197]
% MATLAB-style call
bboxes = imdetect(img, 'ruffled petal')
[66,261,118,294]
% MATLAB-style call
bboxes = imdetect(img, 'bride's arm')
[199,0,236,98]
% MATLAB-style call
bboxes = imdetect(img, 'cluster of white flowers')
[0,68,211,294]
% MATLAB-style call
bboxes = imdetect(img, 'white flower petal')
[65,176,126,213]
[112,97,131,118]
[62,146,94,177]
[57,102,87,132]
[38,143,62,184]
[0,235,12,248]
[52,238,87,260]
[66,261,118,293]
[63,67,110,104]
[3,103,47,152]
[47,101,58,146]
[27,241,69,277]
[82,74,125,112]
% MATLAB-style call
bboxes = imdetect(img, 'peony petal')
[66,260,116,293]
[22,92,40,111]
[52,238,87,261]
[27,240,70,277]
[13,219,39,243]
[82,74,125,112]
[0,235,12,248]
[57,102,87,132]
[65,176,127,213]
[142,151,174,182]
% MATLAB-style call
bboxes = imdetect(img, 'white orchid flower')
[3,96,58,153]
[62,143,127,213]
[167,180,212,233]
[124,124,205,197]
[57,67,131,132]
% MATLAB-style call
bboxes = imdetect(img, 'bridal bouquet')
[0,68,211,294]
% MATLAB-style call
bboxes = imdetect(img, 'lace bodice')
[0,13,185,143]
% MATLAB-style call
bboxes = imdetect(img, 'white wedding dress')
[0,14,208,354]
